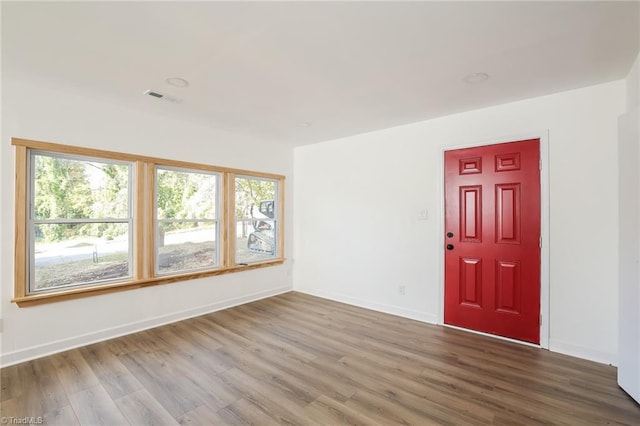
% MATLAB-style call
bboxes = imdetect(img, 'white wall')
[618,52,640,403]
[626,54,639,112]
[0,77,294,366]
[294,80,626,365]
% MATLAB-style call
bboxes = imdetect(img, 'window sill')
[12,259,285,307]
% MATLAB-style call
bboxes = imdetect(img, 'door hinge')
[539,236,542,248]
[539,159,542,170]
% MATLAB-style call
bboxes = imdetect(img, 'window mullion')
[225,173,235,268]
[157,218,214,223]
[134,161,146,280]
[145,163,156,279]
[278,181,285,258]
[32,218,130,224]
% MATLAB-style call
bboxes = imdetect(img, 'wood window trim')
[12,138,285,180]
[12,138,286,307]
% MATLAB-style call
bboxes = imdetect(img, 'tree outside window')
[30,152,132,292]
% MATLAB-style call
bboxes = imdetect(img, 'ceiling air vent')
[145,90,163,98]
[143,89,182,103]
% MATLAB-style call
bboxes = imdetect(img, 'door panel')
[460,186,482,242]
[495,183,520,244]
[495,260,520,314]
[460,257,482,307]
[445,139,541,344]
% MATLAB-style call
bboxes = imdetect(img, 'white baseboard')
[4,287,613,368]
[296,288,438,324]
[296,290,618,367]
[0,286,291,368]
[549,338,617,366]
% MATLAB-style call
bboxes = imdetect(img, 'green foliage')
[97,163,129,217]
[235,177,275,219]
[34,154,130,242]
[35,155,92,241]
[156,168,216,232]
[33,155,276,243]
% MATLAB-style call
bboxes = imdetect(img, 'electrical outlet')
[417,208,428,220]
[398,285,406,295]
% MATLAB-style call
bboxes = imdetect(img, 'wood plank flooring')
[2,291,639,425]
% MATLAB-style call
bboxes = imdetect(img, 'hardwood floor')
[2,291,639,425]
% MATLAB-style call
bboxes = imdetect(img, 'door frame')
[438,131,550,349]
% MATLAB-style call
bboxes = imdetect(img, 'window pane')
[156,168,217,220]
[155,167,219,275]
[34,153,129,220]
[235,177,277,264]
[157,221,217,274]
[33,223,131,291]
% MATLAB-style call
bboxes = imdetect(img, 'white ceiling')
[2,1,639,147]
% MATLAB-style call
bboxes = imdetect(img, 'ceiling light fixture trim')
[463,72,490,84]
[165,77,189,88]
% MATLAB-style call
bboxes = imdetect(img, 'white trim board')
[550,338,616,366]
[296,289,439,325]
[0,286,291,368]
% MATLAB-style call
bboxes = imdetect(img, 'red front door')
[444,139,541,344]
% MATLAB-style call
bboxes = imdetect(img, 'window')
[13,138,285,306]
[155,167,219,275]
[29,151,133,292]
[235,176,279,264]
